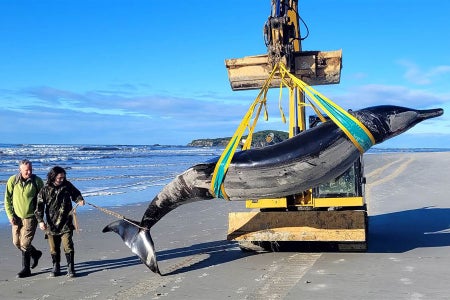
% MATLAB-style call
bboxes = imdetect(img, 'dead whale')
[103,105,444,274]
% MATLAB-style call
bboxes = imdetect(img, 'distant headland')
[187,130,289,147]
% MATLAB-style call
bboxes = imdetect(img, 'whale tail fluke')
[103,220,161,275]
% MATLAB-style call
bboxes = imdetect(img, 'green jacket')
[4,174,44,220]
[35,180,84,235]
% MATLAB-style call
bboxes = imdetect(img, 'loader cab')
[308,115,366,203]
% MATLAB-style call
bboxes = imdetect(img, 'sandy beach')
[1,152,450,299]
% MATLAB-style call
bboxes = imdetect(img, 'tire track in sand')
[243,253,321,300]
[114,274,173,300]
[113,244,235,299]
[365,156,414,210]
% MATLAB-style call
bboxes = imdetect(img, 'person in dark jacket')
[35,166,85,277]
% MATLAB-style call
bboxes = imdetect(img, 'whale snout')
[417,108,444,121]
[357,105,445,144]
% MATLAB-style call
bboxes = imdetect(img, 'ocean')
[1,143,449,225]
[0,144,223,224]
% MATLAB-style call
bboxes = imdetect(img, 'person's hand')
[39,222,47,231]
[78,200,85,206]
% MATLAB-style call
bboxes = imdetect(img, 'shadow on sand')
[368,206,450,253]
[155,240,253,276]
[73,240,252,277]
[73,207,450,276]
[62,255,142,277]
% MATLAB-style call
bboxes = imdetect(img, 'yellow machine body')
[225,0,368,250]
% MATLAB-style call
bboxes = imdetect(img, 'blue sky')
[1,0,449,148]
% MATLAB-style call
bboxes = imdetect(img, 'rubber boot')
[65,252,75,278]
[17,251,32,278]
[30,246,42,269]
[50,253,61,277]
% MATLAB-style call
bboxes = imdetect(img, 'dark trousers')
[47,231,74,255]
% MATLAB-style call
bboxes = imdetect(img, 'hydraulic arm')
[225,0,342,91]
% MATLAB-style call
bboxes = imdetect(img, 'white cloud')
[329,84,449,109]
[397,60,450,85]
[1,81,449,146]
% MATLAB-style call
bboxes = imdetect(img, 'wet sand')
[1,152,450,299]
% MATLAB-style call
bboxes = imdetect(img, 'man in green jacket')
[4,159,44,278]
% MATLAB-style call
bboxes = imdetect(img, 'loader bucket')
[225,50,342,91]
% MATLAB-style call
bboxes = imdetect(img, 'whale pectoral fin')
[102,220,161,275]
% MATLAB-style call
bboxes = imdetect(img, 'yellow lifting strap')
[210,66,279,200]
[210,62,375,199]
[277,63,375,152]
